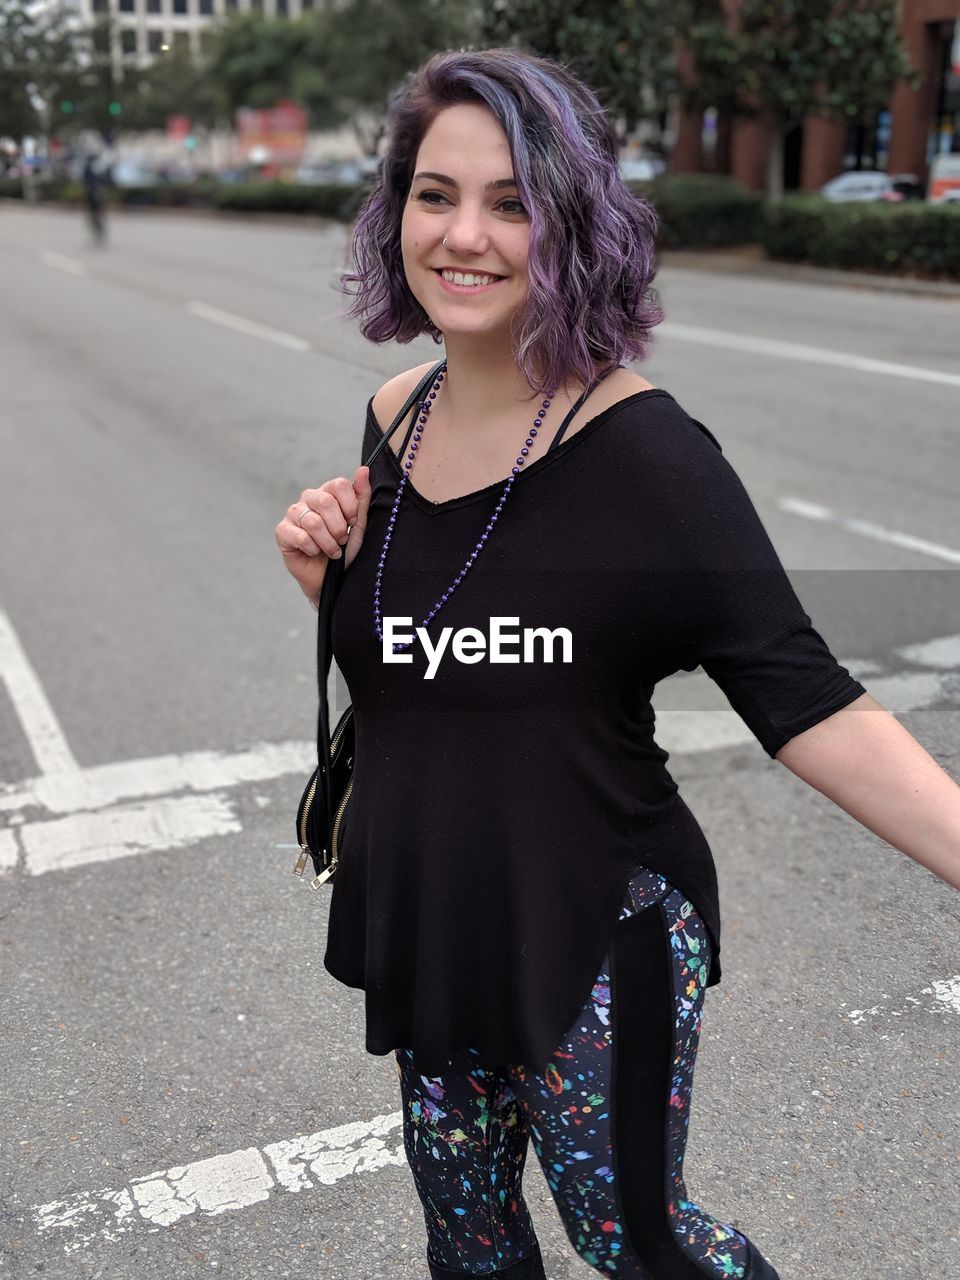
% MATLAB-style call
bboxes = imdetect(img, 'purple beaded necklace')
[374,360,559,655]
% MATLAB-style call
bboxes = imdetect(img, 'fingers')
[277,473,369,600]
[343,466,371,568]
[285,478,358,560]
[304,477,360,530]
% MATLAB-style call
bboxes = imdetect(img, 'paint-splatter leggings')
[395,864,781,1280]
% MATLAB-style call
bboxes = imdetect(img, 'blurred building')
[78,0,317,65]
[673,0,960,191]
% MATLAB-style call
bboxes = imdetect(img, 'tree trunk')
[767,124,785,202]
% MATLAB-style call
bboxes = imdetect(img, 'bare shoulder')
[562,367,658,440]
[603,368,657,399]
[370,361,439,452]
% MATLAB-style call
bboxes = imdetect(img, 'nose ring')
[442,235,448,247]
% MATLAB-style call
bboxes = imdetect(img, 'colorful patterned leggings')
[395,865,781,1280]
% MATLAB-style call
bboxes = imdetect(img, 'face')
[400,102,530,340]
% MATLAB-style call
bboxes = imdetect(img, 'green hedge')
[211,180,369,219]
[761,195,960,278]
[628,173,765,248]
[0,175,80,201]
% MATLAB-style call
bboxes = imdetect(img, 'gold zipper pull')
[292,847,309,877]
[310,864,336,890]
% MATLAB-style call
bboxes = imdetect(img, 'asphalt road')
[0,202,958,1280]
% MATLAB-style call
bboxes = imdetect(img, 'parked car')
[619,155,665,182]
[819,170,924,202]
[294,159,365,185]
[110,159,158,189]
[927,154,960,204]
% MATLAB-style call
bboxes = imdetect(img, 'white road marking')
[34,1111,405,1253]
[0,828,18,872]
[0,607,79,774]
[0,742,312,876]
[39,250,86,277]
[779,497,960,564]
[928,975,960,1017]
[0,609,335,876]
[896,633,960,668]
[0,738,311,817]
[844,975,960,1025]
[186,301,311,352]
[655,669,950,756]
[20,792,241,876]
[660,320,960,389]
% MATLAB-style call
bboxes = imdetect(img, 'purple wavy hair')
[339,47,664,395]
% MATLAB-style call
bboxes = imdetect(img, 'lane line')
[779,497,960,564]
[897,634,960,667]
[0,828,18,872]
[654,669,950,756]
[0,738,311,817]
[20,792,241,876]
[186,301,311,352]
[38,250,86,277]
[33,1111,406,1253]
[0,607,80,775]
[660,320,960,389]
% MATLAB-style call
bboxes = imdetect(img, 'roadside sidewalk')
[659,243,960,301]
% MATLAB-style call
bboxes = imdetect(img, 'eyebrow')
[412,171,519,192]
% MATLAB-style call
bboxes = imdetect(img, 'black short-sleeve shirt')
[325,387,867,1077]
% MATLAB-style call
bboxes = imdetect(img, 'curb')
[658,246,960,300]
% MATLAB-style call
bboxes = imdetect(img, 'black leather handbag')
[292,359,447,890]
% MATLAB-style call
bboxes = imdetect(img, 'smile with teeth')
[438,269,503,287]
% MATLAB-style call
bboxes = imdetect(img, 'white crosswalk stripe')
[34,1112,407,1253]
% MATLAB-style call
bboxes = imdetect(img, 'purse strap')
[313,359,447,826]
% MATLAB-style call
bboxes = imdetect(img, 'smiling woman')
[275,43,956,1280]
[305,49,796,1280]
[341,51,663,399]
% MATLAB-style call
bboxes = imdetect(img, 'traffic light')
[61,100,74,113]
[108,101,122,116]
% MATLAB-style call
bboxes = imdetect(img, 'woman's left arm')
[775,692,960,892]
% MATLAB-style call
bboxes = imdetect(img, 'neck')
[439,332,548,432]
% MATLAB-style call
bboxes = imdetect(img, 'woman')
[275,48,960,1280]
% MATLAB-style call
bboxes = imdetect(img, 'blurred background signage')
[234,101,308,167]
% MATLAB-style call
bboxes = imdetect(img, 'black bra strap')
[546,364,623,452]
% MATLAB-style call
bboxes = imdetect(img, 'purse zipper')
[310,777,353,891]
[293,772,318,876]
[294,711,354,879]
[330,778,353,857]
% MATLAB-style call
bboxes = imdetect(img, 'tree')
[309,0,481,155]
[0,0,82,141]
[678,0,922,199]
[480,0,678,142]
[26,14,142,144]
[205,13,327,121]
[123,41,220,132]
[0,0,39,140]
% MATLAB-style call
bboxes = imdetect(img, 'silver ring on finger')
[297,506,312,527]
